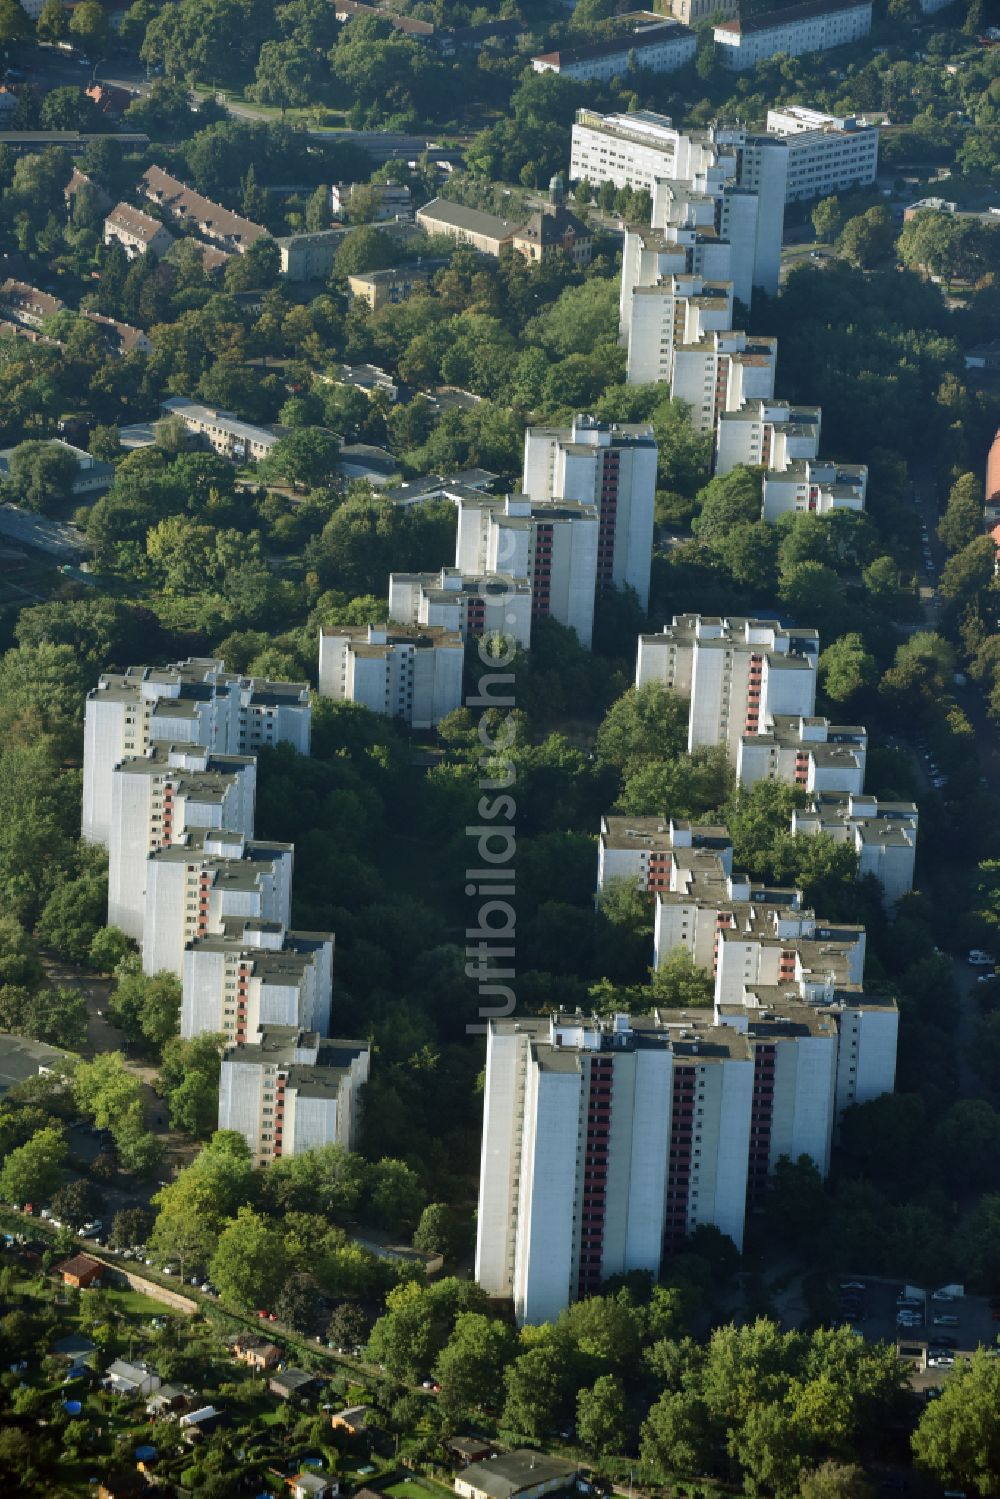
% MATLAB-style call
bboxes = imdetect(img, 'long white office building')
[218,1026,370,1165]
[317,623,464,729]
[82,659,310,846]
[455,493,599,648]
[522,416,657,611]
[637,614,819,763]
[108,745,257,942]
[388,568,533,650]
[765,107,879,203]
[713,0,872,70]
[142,828,294,978]
[181,918,334,1043]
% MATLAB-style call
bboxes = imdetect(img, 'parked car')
[931,1290,956,1302]
[933,1314,959,1326]
[969,949,995,965]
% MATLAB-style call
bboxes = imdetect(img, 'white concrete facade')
[317,623,464,729]
[108,745,257,942]
[792,792,918,905]
[636,614,819,764]
[736,715,867,794]
[141,830,293,978]
[82,659,309,846]
[388,568,533,650]
[455,493,599,648]
[765,107,879,203]
[218,1027,370,1165]
[181,921,334,1043]
[714,0,872,70]
[715,399,822,476]
[522,417,657,610]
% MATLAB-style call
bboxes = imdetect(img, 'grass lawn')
[385,1480,452,1499]
[103,1286,172,1318]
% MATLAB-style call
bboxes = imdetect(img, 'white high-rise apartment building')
[317,623,464,729]
[671,328,778,433]
[388,568,533,650]
[82,659,310,845]
[218,1026,370,1165]
[108,745,257,941]
[141,828,293,977]
[792,791,918,906]
[624,270,734,388]
[475,1012,753,1325]
[597,815,733,895]
[715,399,822,476]
[455,493,599,648]
[762,457,867,521]
[713,0,873,71]
[646,834,897,1114]
[636,615,819,763]
[736,715,867,794]
[181,918,334,1043]
[765,107,879,203]
[522,417,657,609]
[571,112,787,298]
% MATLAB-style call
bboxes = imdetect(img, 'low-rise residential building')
[181,918,334,1043]
[218,1026,370,1163]
[713,0,873,70]
[64,167,111,215]
[636,614,819,763]
[764,106,879,202]
[0,1032,71,1097]
[331,181,413,220]
[141,827,294,977]
[455,492,599,648]
[761,456,867,520]
[82,659,310,845]
[736,715,867,793]
[531,19,696,80]
[141,166,268,254]
[511,204,592,267]
[347,264,432,311]
[231,1333,282,1369]
[792,791,918,905]
[389,567,533,648]
[0,438,114,496]
[384,469,497,508]
[415,199,517,257]
[81,311,153,357]
[160,396,280,463]
[108,743,257,941]
[317,623,464,728]
[0,277,64,328]
[103,202,175,259]
[57,1254,103,1289]
[277,229,347,281]
[454,1452,579,1499]
[105,1360,161,1399]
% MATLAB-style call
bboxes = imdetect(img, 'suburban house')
[287,1473,339,1499]
[454,1452,579,1499]
[141,165,268,255]
[269,1367,326,1403]
[231,1332,282,1370]
[55,1253,103,1289]
[0,278,65,329]
[104,1359,162,1398]
[329,1405,368,1435]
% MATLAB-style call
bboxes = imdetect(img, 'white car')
[969,950,995,965]
[928,1355,954,1368]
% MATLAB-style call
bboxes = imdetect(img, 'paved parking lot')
[834,1276,1000,1383]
